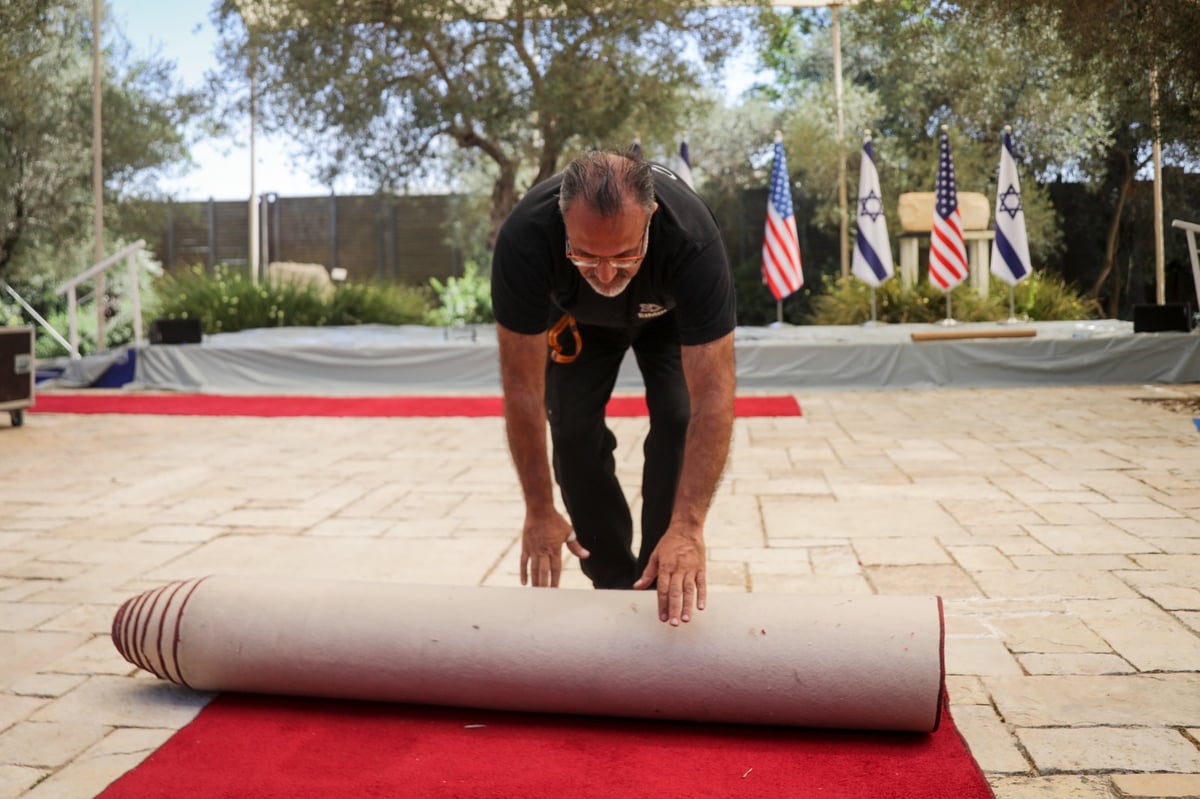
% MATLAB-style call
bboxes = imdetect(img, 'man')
[491,148,736,626]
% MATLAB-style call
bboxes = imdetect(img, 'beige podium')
[112,576,946,733]
[897,192,995,297]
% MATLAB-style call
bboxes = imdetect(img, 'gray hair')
[558,148,656,217]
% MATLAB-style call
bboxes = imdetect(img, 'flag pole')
[1002,284,1019,325]
[991,124,1034,325]
[763,129,802,327]
[938,291,958,326]
[862,285,879,327]
[931,124,963,327]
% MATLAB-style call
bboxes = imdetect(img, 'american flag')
[678,134,694,188]
[928,128,968,291]
[762,133,804,300]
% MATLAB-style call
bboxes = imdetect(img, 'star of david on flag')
[990,127,1033,285]
[761,132,804,301]
[928,128,968,291]
[851,132,894,288]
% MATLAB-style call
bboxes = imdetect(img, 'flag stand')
[862,286,885,327]
[769,299,793,328]
[998,285,1023,325]
[937,291,959,326]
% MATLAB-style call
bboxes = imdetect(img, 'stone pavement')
[2,383,1200,798]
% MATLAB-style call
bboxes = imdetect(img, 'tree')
[0,0,199,283]
[948,0,1200,315]
[212,0,754,245]
[752,2,1110,277]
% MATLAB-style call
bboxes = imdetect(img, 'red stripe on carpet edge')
[29,394,801,418]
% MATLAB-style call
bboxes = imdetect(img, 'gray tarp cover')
[88,319,1200,395]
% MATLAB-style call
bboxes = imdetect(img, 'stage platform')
[42,319,1200,394]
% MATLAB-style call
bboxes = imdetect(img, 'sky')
[108,0,352,200]
[107,1,762,202]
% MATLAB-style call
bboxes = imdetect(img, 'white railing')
[3,281,77,355]
[1171,219,1200,312]
[55,239,146,360]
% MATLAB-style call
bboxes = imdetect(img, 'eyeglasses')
[565,221,650,271]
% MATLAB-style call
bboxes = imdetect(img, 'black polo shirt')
[491,163,736,346]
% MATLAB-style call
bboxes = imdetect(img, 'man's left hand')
[633,527,706,626]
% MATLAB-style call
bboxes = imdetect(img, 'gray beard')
[585,277,631,298]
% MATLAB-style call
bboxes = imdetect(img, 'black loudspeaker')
[149,318,203,345]
[1133,303,1193,333]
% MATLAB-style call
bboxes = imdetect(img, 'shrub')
[1004,270,1102,321]
[149,264,432,334]
[427,261,494,326]
[325,280,433,326]
[807,270,1099,325]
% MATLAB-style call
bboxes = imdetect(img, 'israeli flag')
[851,132,894,287]
[990,127,1033,285]
[678,134,695,189]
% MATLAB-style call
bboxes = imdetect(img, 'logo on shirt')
[637,303,668,319]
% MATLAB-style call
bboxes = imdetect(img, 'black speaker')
[149,318,203,345]
[1133,303,1193,333]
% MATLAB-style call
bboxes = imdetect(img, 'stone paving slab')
[1,383,1199,797]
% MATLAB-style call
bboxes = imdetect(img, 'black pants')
[545,315,691,589]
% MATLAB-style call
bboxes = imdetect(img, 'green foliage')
[807,271,1099,326]
[326,280,434,326]
[148,265,431,335]
[1006,270,1102,322]
[758,1,1200,318]
[215,1,758,242]
[0,0,198,278]
[427,262,494,326]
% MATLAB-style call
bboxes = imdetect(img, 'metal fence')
[143,189,800,287]
[153,193,469,283]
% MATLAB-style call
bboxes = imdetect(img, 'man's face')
[562,201,656,298]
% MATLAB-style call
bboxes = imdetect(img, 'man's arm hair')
[671,331,736,529]
[496,324,556,513]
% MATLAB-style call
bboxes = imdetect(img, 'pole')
[832,4,849,278]
[249,45,260,285]
[756,2,856,276]
[1147,1,1164,306]
[1150,65,1165,305]
[92,0,106,352]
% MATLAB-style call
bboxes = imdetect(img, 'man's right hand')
[521,510,590,587]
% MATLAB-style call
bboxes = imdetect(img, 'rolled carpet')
[112,576,944,732]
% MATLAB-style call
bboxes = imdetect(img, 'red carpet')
[97,695,992,799]
[30,393,800,418]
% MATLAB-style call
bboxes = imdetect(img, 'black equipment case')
[0,326,34,427]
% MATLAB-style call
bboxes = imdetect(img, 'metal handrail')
[54,239,146,358]
[3,282,77,357]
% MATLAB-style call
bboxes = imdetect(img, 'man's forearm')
[671,333,736,530]
[497,326,556,513]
